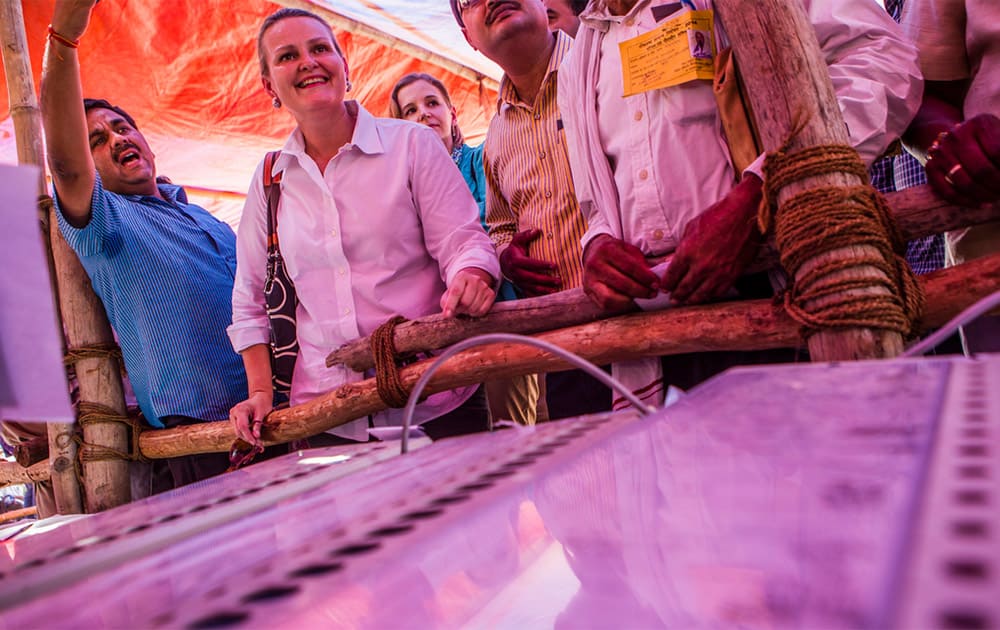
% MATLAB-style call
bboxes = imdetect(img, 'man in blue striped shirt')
[39,0,246,490]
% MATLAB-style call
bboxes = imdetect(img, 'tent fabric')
[1,0,500,225]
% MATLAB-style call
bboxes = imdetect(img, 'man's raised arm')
[40,0,99,227]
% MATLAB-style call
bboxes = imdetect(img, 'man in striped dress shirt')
[38,0,247,490]
[451,0,612,419]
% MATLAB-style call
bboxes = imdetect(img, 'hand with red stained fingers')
[661,173,764,305]
[925,114,1000,208]
[499,228,562,296]
[582,234,659,313]
[229,391,273,450]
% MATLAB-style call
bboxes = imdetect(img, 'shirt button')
[653,229,664,240]
[534,113,541,121]
[539,151,546,160]
[330,229,338,237]
[639,169,649,180]
[544,190,552,198]
[625,18,635,26]
[337,268,346,276]
[634,110,644,122]
[343,308,351,316]
[548,231,554,239]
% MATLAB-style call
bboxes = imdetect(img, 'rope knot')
[760,143,924,339]
[74,401,148,467]
[64,343,128,379]
[371,315,411,408]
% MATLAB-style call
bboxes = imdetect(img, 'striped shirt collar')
[156,181,189,205]
[497,30,575,112]
[116,178,188,206]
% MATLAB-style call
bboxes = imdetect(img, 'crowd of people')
[5,0,997,511]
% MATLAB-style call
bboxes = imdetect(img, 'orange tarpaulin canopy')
[1,0,500,224]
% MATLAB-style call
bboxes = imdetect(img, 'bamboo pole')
[0,461,51,488]
[715,0,906,361]
[1,1,82,514]
[328,288,604,371]
[892,186,1000,240]
[0,506,38,524]
[329,191,1000,371]
[56,268,132,513]
[1,2,130,512]
[138,253,1000,458]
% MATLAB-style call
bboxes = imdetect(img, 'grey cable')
[902,289,1000,358]
[400,333,657,454]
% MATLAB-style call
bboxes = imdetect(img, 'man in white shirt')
[559,0,922,397]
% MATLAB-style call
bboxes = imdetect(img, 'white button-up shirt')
[229,102,500,440]
[558,0,922,407]
[561,0,923,257]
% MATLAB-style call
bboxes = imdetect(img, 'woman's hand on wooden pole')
[229,391,273,449]
[441,267,496,318]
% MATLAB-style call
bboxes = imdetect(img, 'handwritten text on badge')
[619,10,715,97]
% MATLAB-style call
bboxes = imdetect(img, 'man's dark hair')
[449,0,587,28]
[83,98,138,130]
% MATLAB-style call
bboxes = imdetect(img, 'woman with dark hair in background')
[390,73,489,233]
[390,72,541,427]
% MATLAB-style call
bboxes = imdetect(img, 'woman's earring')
[346,80,353,93]
[272,97,282,109]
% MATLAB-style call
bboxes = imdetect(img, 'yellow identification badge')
[619,9,715,97]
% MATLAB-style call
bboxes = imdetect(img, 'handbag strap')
[263,150,283,255]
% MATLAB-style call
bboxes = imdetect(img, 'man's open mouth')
[117,148,140,166]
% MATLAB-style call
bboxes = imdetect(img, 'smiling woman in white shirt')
[227,8,501,448]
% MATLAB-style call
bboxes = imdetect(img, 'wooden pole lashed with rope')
[715,0,918,361]
[0,2,130,512]
[0,1,82,514]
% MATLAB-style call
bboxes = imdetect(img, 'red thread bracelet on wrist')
[47,25,80,49]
